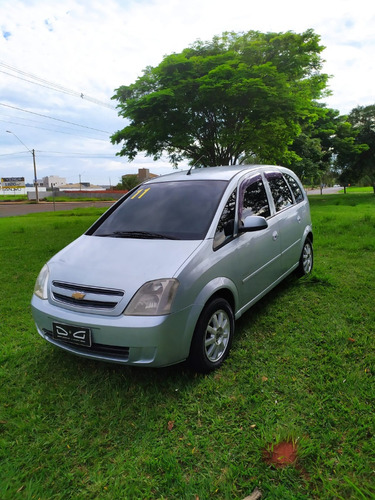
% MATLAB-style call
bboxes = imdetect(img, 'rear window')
[284,173,304,203]
[90,180,228,240]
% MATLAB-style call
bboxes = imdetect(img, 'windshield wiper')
[97,231,180,240]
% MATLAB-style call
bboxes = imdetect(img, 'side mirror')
[238,215,268,233]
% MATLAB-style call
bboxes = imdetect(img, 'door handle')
[272,231,278,241]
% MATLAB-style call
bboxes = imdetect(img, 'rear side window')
[265,172,293,212]
[284,173,304,203]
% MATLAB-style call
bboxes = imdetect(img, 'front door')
[235,173,282,312]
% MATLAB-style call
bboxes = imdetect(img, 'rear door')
[264,171,303,274]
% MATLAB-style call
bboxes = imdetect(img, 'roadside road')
[306,186,343,195]
[0,201,115,218]
[0,187,343,218]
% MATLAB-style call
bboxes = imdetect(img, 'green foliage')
[111,29,329,168]
[286,103,370,187]
[115,174,140,191]
[335,104,375,192]
[288,105,339,183]
[1,195,375,498]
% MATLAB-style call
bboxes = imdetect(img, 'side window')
[266,172,293,212]
[241,178,271,221]
[214,189,236,250]
[284,173,304,203]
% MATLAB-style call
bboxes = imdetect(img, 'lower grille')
[43,329,129,360]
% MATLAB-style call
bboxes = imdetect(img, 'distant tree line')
[111,30,375,193]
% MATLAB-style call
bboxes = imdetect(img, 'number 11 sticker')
[131,188,150,199]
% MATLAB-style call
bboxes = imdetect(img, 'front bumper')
[31,295,193,367]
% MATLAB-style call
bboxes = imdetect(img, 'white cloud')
[1,0,375,184]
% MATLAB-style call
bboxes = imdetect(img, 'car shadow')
[233,272,301,341]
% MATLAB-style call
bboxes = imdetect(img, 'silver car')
[31,165,313,372]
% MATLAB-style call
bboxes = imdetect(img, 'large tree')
[287,104,338,183]
[335,105,374,192]
[111,30,329,167]
[287,104,361,186]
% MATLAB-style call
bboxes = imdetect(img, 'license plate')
[53,322,92,347]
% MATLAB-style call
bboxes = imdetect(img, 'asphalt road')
[0,187,343,218]
[0,201,115,218]
[305,186,343,195]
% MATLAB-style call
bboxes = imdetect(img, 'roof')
[146,165,282,184]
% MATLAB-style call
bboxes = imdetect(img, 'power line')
[0,61,116,110]
[0,150,29,157]
[37,150,117,157]
[0,146,120,159]
[0,117,110,140]
[0,150,119,159]
[0,102,111,134]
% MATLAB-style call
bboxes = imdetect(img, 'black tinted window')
[241,178,270,219]
[284,173,304,203]
[91,180,228,240]
[266,172,293,212]
[214,189,236,249]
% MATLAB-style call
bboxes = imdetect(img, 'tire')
[296,237,313,277]
[189,298,234,373]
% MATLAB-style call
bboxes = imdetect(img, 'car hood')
[48,234,203,294]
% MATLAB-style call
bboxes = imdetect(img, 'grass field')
[0,195,374,499]
[0,194,28,201]
[0,195,118,202]
[339,187,374,194]
[44,196,118,202]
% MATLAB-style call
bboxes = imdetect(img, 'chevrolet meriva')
[31,165,313,372]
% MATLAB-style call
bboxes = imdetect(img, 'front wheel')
[296,238,313,277]
[189,298,234,373]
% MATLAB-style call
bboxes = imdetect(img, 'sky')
[0,0,374,186]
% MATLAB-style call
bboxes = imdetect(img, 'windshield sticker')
[131,188,150,199]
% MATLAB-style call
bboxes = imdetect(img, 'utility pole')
[32,149,39,203]
[6,130,39,203]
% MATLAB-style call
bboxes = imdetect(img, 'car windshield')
[89,180,228,240]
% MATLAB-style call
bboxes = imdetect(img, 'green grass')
[0,196,374,499]
[0,195,118,202]
[0,194,28,201]
[339,186,374,194]
[44,196,118,202]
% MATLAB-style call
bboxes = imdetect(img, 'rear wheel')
[189,298,234,373]
[297,238,313,276]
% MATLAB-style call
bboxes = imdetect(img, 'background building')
[42,176,67,188]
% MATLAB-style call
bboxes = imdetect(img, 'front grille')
[43,329,129,360]
[51,281,124,310]
[53,293,118,309]
[53,282,124,296]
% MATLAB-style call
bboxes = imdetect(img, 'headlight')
[124,279,179,316]
[34,264,49,299]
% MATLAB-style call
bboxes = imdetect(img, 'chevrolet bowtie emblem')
[72,291,86,300]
